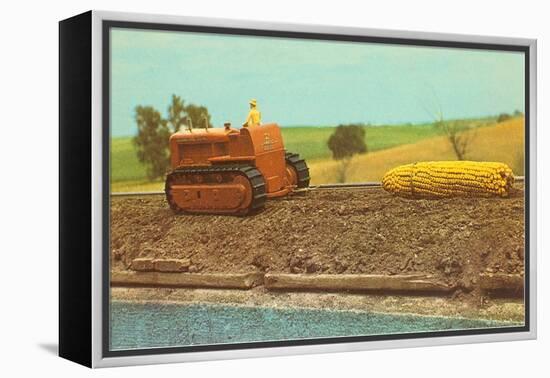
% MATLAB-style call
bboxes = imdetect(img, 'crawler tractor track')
[113,182,383,199]
[285,152,310,188]
[165,165,267,215]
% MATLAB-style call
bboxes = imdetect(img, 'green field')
[111,138,150,182]
[280,124,448,162]
[111,118,497,190]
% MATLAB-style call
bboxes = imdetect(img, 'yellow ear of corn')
[382,161,514,199]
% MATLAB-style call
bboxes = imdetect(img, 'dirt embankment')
[111,186,525,294]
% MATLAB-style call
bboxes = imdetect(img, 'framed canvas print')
[59,10,537,368]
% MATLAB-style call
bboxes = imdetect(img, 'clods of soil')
[111,186,525,298]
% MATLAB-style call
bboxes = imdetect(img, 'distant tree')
[497,113,512,123]
[167,96,213,131]
[133,106,171,180]
[513,109,524,117]
[327,124,367,182]
[185,103,213,129]
[328,124,367,159]
[434,112,475,161]
[133,95,213,181]
[167,95,186,133]
[422,93,476,161]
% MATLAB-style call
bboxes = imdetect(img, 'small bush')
[497,113,512,123]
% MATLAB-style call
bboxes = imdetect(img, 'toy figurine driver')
[243,99,262,127]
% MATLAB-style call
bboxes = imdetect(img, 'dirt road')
[111,186,525,296]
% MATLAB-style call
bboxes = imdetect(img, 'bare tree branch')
[421,91,476,161]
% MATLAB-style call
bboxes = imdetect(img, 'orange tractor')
[165,122,310,215]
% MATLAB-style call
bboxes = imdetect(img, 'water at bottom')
[110,301,519,350]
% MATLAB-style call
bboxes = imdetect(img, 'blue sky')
[110,28,525,137]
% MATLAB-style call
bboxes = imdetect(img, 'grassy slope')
[111,137,148,182]
[280,124,446,162]
[308,117,525,184]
